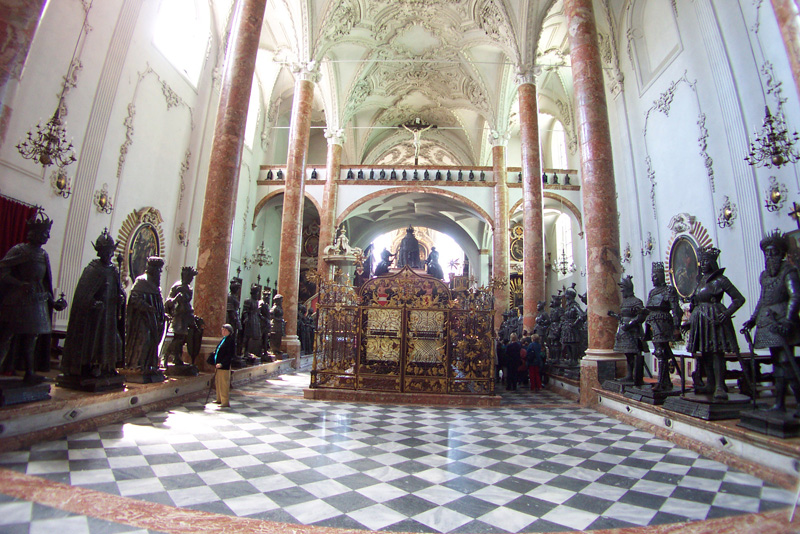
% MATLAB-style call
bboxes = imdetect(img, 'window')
[555,212,573,280]
[551,120,568,169]
[244,79,261,149]
[153,0,210,87]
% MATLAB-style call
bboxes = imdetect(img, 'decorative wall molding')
[178,148,190,208]
[642,72,715,221]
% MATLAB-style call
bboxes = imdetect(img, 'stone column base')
[281,336,301,368]
[580,349,625,406]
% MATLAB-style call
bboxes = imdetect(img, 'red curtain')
[0,196,38,258]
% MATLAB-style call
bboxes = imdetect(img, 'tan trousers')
[215,369,231,406]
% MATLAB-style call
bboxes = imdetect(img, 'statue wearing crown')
[163,265,202,375]
[58,229,125,390]
[0,210,67,386]
[124,256,167,382]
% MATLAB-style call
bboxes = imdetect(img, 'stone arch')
[252,189,322,229]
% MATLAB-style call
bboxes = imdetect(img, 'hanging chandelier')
[552,248,577,276]
[745,106,800,168]
[251,241,273,267]
[16,3,92,168]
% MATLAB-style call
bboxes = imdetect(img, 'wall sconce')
[717,195,737,228]
[745,106,799,168]
[621,243,632,263]
[641,232,654,256]
[177,223,189,247]
[764,176,788,212]
[93,183,113,214]
[50,166,71,198]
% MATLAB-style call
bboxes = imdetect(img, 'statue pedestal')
[165,364,199,377]
[0,378,50,406]
[56,374,125,393]
[663,393,752,420]
[121,369,166,384]
[738,409,800,438]
[624,385,681,405]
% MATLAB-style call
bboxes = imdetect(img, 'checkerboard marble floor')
[0,372,797,533]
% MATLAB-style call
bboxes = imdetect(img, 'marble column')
[0,0,47,145]
[491,133,510,331]
[278,65,318,365]
[194,0,266,357]
[517,72,545,334]
[772,0,800,105]
[564,0,622,406]
[317,129,345,277]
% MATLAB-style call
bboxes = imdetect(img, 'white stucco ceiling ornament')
[316,0,360,43]
[473,0,520,62]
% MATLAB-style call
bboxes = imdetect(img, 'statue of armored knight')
[608,276,648,386]
[645,262,682,391]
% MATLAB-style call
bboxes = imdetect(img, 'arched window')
[555,212,573,280]
[551,120,568,169]
[153,0,210,87]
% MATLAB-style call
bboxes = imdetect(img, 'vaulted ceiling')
[236,0,574,166]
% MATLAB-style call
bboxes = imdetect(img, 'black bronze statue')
[742,230,800,415]
[686,246,745,400]
[533,300,550,340]
[58,229,124,389]
[547,294,563,362]
[645,262,682,392]
[259,288,272,360]
[374,248,395,276]
[0,210,67,384]
[241,284,263,358]
[424,247,444,280]
[608,276,648,386]
[124,256,167,380]
[560,288,585,365]
[396,226,423,269]
[163,266,202,370]
[270,293,285,354]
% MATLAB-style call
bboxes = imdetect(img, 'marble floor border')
[0,467,797,534]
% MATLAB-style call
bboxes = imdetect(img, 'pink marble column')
[565,0,622,405]
[317,130,344,277]
[0,0,47,145]
[492,137,510,331]
[278,68,317,364]
[194,0,266,345]
[772,0,800,105]
[518,75,545,333]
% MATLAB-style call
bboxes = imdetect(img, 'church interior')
[1,0,800,532]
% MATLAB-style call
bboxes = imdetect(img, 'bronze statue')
[163,266,201,367]
[742,230,800,415]
[59,229,124,382]
[0,210,66,384]
[533,300,550,340]
[608,276,648,386]
[241,284,263,357]
[424,246,444,280]
[547,294,563,362]
[374,248,395,276]
[270,293,285,353]
[645,262,682,391]
[560,288,585,365]
[124,256,166,375]
[396,226,423,269]
[686,246,745,400]
[259,288,272,360]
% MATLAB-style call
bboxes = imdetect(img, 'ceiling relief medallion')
[317,0,359,42]
[474,0,518,57]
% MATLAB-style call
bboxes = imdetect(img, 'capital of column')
[324,128,346,146]
[489,130,510,147]
[515,66,542,87]
[291,61,321,83]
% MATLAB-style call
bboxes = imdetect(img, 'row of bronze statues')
[356,226,444,285]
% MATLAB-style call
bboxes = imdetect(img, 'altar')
[309,267,496,399]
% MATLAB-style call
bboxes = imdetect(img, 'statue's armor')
[0,244,52,334]
[165,282,194,335]
[533,311,549,338]
[645,285,680,343]
[560,303,583,344]
[613,295,646,353]
[752,262,800,348]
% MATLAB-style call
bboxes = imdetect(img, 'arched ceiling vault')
[243,0,573,167]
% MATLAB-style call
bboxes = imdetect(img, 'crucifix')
[401,118,436,166]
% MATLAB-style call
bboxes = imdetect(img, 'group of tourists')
[496,332,546,392]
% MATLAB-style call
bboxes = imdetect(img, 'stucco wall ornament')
[597,0,625,97]
[115,207,166,288]
[643,72,715,219]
